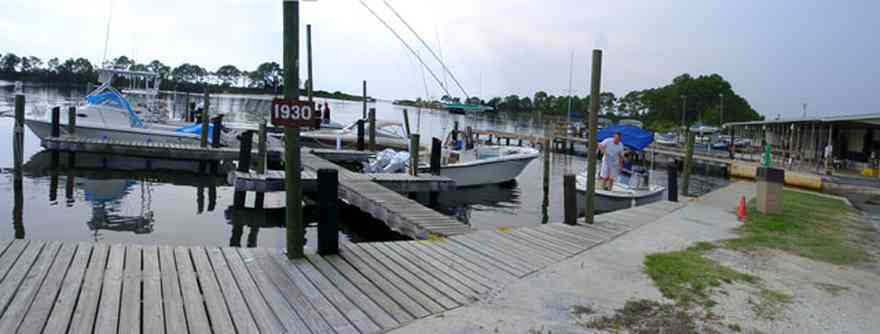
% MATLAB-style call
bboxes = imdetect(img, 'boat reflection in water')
[83,179,154,237]
[429,180,523,225]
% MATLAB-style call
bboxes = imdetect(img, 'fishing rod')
[381,0,470,99]
[357,0,452,97]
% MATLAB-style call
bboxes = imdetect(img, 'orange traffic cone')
[737,195,747,222]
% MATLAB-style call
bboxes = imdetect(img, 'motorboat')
[575,124,666,213]
[298,120,410,151]
[427,145,540,187]
[26,69,234,146]
[654,132,678,146]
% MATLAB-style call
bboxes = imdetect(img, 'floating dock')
[42,136,283,162]
[0,201,683,334]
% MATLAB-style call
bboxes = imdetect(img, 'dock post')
[667,163,678,202]
[284,0,304,259]
[410,133,420,176]
[356,119,365,151]
[200,90,210,148]
[68,106,76,135]
[317,168,339,255]
[50,152,59,202]
[256,121,268,174]
[452,121,459,141]
[403,109,411,136]
[465,127,473,150]
[564,174,576,225]
[14,95,25,170]
[368,108,376,151]
[681,131,695,197]
[234,131,254,208]
[584,49,602,224]
[430,137,442,175]
[211,115,222,148]
[51,106,60,138]
[362,80,368,119]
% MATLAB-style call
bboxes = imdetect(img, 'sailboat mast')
[567,50,574,125]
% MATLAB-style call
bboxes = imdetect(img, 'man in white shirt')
[598,132,625,191]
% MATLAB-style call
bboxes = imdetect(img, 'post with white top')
[584,49,602,225]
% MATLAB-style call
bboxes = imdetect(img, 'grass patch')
[724,190,870,265]
[583,299,699,334]
[750,288,792,321]
[644,244,757,308]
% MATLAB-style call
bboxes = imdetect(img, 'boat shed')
[723,112,880,172]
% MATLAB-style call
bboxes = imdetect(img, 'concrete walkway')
[390,182,756,333]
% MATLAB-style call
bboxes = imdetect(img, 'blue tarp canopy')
[596,125,654,151]
[175,123,217,143]
[86,91,144,128]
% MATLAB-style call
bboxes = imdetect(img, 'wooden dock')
[0,201,683,334]
[42,136,283,162]
[230,169,455,193]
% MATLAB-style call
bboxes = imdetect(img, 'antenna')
[358,0,451,97]
[101,0,115,68]
[382,0,470,99]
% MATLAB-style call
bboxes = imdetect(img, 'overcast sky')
[2,0,878,118]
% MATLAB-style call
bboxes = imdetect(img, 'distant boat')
[425,144,539,187]
[296,120,410,151]
[443,103,494,114]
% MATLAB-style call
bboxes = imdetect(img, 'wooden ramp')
[300,152,466,239]
[230,169,455,194]
[0,201,683,334]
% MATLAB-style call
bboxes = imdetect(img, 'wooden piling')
[584,49,602,224]
[368,108,376,151]
[410,134,420,176]
[200,90,210,148]
[14,95,24,169]
[256,121,268,174]
[681,131,695,197]
[51,107,60,138]
[452,121,459,141]
[465,127,473,150]
[667,163,678,202]
[233,131,254,208]
[284,0,304,259]
[317,168,339,255]
[362,80,368,119]
[357,119,366,151]
[211,115,222,148]
[68,106,76,135]
[563,174,576,225]
[430,137,442,175]
[403,109,411,136]
[307,24,314,102]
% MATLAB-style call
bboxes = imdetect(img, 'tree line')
[0,52,364,101]
[446,73,762,132]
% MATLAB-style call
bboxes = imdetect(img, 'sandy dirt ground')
[390,182,880,333]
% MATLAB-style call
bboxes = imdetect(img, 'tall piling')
[317,169,339,255]
[51,107,60,138]
[403,109,411,136]
[362,80,368,119]
[357,119,366,151]
[563,174,576,225]
[584,50,602,224]
[13,94,24,239]
[430,137,442,175]
[283,0,304,258]
[410,134,420,176]
[368,108,376,151]
[681,131,695,197]
[68,106,76,135]
[200,90,210,148]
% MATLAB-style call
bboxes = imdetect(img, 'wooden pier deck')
[0,201,683,334]
[230,169,454,194]
[299,152,464,239]
[42,136,283,162]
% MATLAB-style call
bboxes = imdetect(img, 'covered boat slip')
[0,201,684,334]
[723,112,880,174]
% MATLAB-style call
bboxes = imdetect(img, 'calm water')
[0,85,727,248]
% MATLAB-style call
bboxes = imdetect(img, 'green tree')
[110,55,135,70]
[247,62,282,90]
[46,58,60,73]
[1,53,21,72]
[171,63,208,83]
[20,56,42,72]
[215,65,242,87]
[146,60,171,79]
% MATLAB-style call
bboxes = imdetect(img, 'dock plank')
[205,247,260,334]
[304,253,401,329]
[247,248,346,334]
[68,243,108,334]
[435,239,529,277]
[470,231,560,265]
[322,253,424,321]
[218,247,286,334]
[0,241,60,333]
[448,235,538,274]
[0,241,44,323]
[190,246,236,334]
[119,244,142,334]
[0,240,27,282]
[174,246,211,334]
[403,242,501,288]
[141,246,164,334]
[418,241,516,284]
[231,248,314,334]
[23,243,86,334]
[384,242,486,296]
[95,243,125,334]
[158,246,187,334]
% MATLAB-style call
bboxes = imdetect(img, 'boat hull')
[437,154,536,187]
[26,119,202,145]
[575,186,666,213]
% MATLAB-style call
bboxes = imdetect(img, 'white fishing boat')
[26,69,232,146]
[298,120,410,151]
[429,145,540,187]
[575,124,666,212]
[575,169,666,213]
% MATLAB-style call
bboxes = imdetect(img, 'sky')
[1,0,878,119]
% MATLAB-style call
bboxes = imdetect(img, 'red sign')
[271,99,319,128]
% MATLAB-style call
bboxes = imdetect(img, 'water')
[0,85,727,248]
